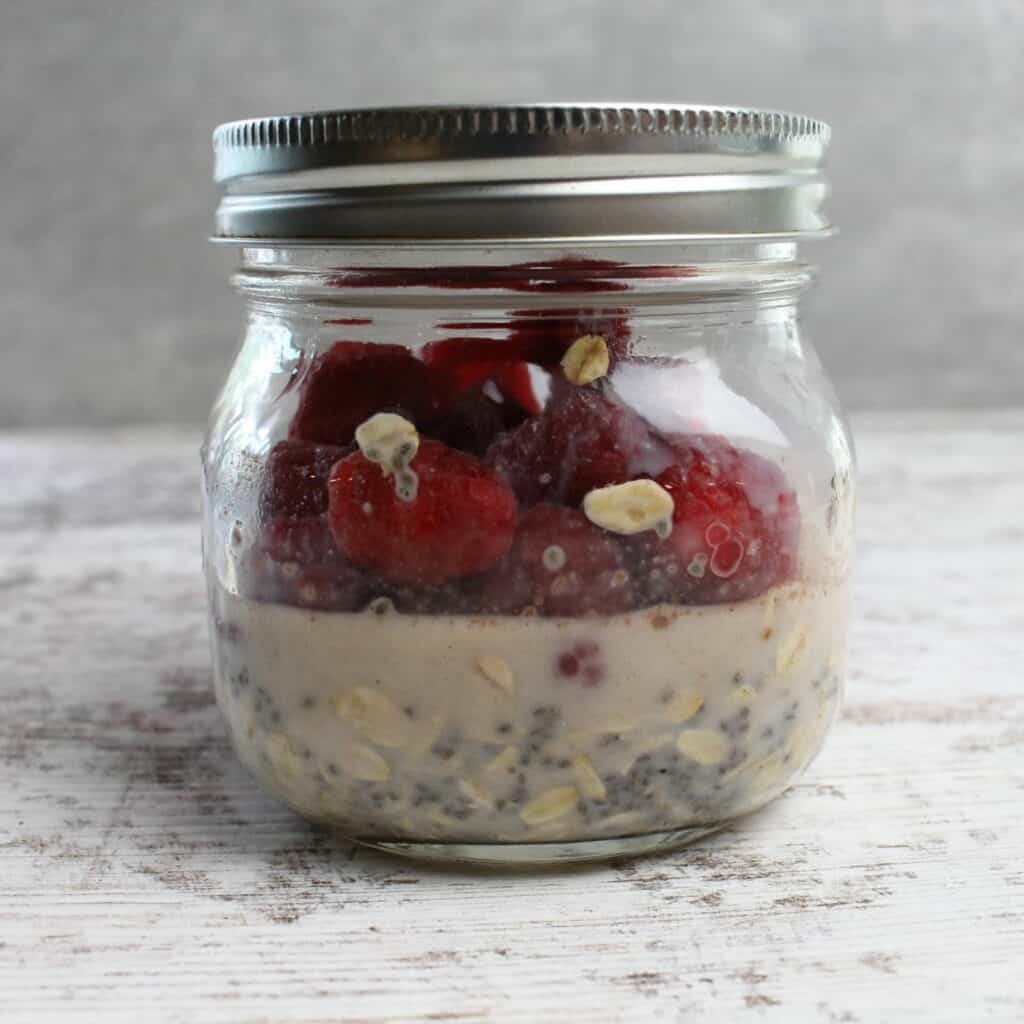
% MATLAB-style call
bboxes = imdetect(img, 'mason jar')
[204,105,853,865]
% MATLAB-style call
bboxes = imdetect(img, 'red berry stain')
[326,258,698,293]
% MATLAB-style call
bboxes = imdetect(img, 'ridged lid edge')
[213,104,829,182]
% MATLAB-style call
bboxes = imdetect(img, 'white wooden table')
[1,410,1022,1023]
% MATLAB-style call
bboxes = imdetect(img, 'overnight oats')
[205,105,853,863]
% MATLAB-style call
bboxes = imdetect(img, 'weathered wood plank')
[1,412,1022,1023]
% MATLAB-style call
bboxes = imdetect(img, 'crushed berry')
[555,641,605,686]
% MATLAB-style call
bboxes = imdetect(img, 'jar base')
[348,823,729,867]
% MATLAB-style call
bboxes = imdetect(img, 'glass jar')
[205,105,853,864]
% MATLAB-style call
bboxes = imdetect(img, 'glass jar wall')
[202,241,854,864]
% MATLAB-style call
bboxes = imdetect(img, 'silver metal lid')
[212,104,831,244]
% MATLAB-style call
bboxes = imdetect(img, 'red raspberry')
[427,306,630,374]
[328,439,518,585]
[283,563,370,611]
[262,516,338,565]
[258,439,350,565]
[511,504,633,616]
[508,308,632,373]
[248,516,371,611]
[251,440,371,610]
[289,341,451,446]
[248,551,370,612]
[492,363,542,416]
[433,386,530,457]
[432,333,562,372]
[419,338,545,416]
[486,385,673,507]
[421,336,549,372]
[456,554,537,615]
[260,439,351,521]
[635,436,800,604]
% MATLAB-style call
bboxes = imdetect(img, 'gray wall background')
[2,0,1022,427]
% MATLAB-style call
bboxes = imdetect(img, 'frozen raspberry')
[260,440,351,521]
[258,439,350,566]
[328,439,517,585]
[511,504,633,616]
[486,385,673,507]
[249,556,369,612]
[251,439,371,609]
[492,363,543,416]
[427,305,630,373]
[508,308,632,375]
[629,436,800,604]
[456,554,538,615]
[248,522,370,611]
[289,341,450,446]
[288,564,371,612]
[421,334,564,382]
[262,516,338,565]
[433,386,530,457]
[419,338,545,415]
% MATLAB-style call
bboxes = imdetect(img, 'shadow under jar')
[204,105,854,865]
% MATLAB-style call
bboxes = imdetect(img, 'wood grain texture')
[1,412,1022,1023]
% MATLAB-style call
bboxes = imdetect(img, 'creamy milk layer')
[209,580,848,843]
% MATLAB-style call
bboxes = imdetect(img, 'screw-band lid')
[212,104,831,243]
